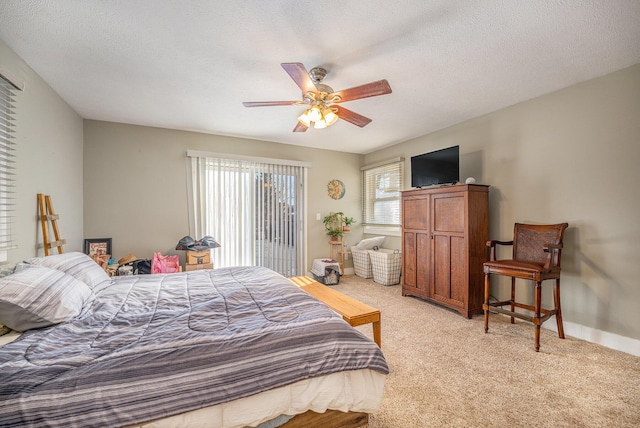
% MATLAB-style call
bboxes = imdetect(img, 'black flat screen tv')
[411,145,459,188]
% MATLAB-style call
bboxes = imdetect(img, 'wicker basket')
[351,248,372,278]
[368,249,402,286]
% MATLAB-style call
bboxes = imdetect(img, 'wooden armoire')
[401,184,489,318]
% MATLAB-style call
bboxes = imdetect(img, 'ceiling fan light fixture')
[298,105,339,129]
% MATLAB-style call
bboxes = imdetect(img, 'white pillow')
[0,265,95,331]
[353,236,385,251]
[16,251,111,290]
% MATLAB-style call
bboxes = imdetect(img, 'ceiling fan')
[243,63,392,132]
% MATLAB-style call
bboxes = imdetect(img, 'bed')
[0,252,388,427]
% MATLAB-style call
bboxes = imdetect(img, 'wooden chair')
[483,223,569,352]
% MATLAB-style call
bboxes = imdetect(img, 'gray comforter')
[0,266,388,427]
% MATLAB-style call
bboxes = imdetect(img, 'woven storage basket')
[351,248,372,278]
[368,249,402,286]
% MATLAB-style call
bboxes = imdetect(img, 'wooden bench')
[290,276,381,347]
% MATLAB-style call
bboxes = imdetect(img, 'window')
[0,72,20,263]
[362,158,404,235]
[187,151,308,277]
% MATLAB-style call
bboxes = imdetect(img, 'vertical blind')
[0,75,18,261]
[362,159,404,226]
[188,154,306,277]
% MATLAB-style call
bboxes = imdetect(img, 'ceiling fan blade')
[331,79,392,103]
[242,101,298,107]
[334,106,372,128]
[293,122,308,132]
[281,63,317,94]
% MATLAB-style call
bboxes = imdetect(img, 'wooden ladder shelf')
[38,193,66,256]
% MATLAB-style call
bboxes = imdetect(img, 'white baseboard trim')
[543,320,640,357]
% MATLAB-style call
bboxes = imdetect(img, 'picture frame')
[84,238,112,257]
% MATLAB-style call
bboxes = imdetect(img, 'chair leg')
[510,277,516,324]
[554,278,565,339]
[534,281,542,352]
[484,273,490,333]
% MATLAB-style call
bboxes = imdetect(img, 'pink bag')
[151,252,180,274]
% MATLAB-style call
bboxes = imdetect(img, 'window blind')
[0,76,18,258]
[362,158,404,226]
[188,154,306,277]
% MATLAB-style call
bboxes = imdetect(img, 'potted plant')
[327,228,344,241]
[323,212,344,241]
[343,216,356,232]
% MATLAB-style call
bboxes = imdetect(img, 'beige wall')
[0,40,84,264]
[83,121,363,271]
[364,64,640,344]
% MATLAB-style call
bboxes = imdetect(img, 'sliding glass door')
[188,154,305,277]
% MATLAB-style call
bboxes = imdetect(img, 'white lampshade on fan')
[323,108,338,126]
[297,110,312,127]
[313,119,328,129]
[308,105,322,122]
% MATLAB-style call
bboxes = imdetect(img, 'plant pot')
[342,226,350,232]
[330,236,340,242]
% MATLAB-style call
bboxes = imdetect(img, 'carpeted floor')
[331,275,640,428]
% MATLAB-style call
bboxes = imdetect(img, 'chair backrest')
[513,223,569,265]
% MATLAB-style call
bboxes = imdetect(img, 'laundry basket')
[351,248,372,278]
[368,249,402,286]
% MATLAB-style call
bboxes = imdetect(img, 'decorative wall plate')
[327,179,345,200]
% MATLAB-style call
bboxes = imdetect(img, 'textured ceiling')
[1,1,639,154]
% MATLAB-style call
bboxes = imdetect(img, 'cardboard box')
[185,262,214,271]
[186,250,211,265]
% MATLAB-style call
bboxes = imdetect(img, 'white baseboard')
[543,320,640,357]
